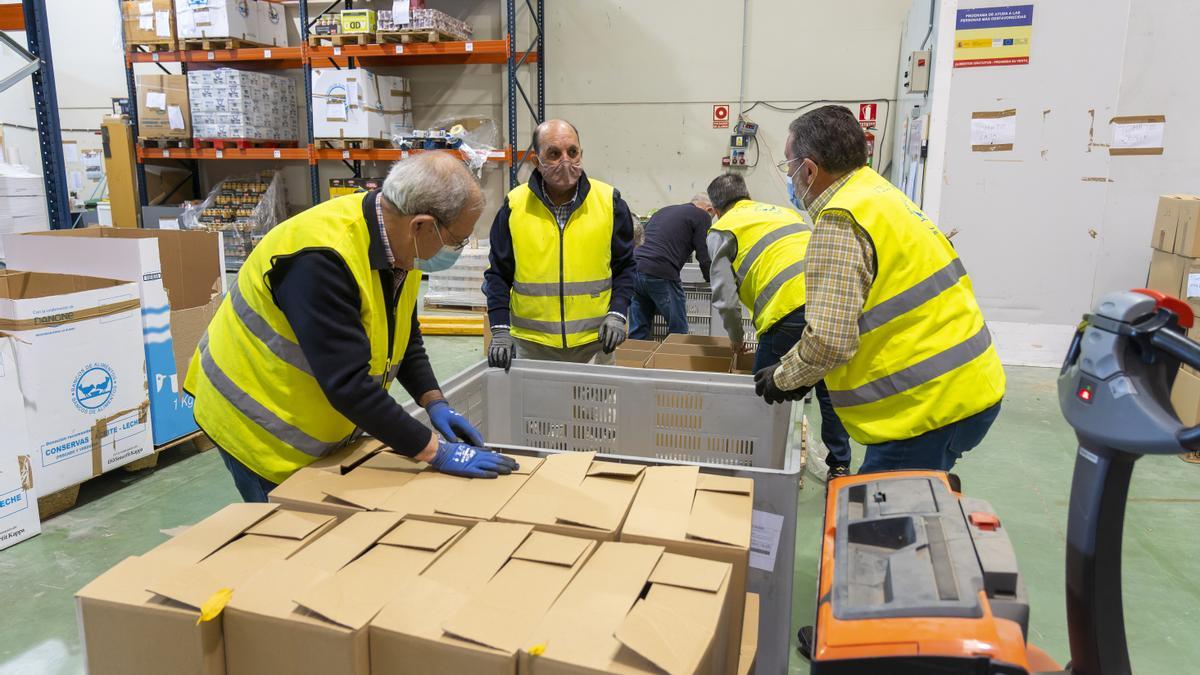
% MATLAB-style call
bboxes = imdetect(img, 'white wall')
[0,0,914,227]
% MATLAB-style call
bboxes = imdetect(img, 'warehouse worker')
[706,173,853,478]
[483,119,637,370]
[186,154,518,502]
[628,195,715,339]
[760,105,1005,473]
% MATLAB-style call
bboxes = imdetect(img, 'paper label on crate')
[167,105,186,130]
[325,100,346,121]
[1188,274,1200,299]
[155,11,171,37]
[392,0,411,25]
[139,15,154,30]
[146,91,167,110]
[194,8,211,25]
[749,509,784,572]
[138,0,154,15]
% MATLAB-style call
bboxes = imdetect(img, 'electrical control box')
[907,50,931,93]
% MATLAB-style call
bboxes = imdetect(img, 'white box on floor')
[176,0,260,42]
[0,270,153,496]
[5,230,224,447]
[0,336,39,550]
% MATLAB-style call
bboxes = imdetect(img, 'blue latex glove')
[429,441,519,479]
[426,399,485,447]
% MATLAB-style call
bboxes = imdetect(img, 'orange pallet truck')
[799,289,1196,675]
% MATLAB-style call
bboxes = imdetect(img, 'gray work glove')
[488,326,514,372]
[598,313,628,354]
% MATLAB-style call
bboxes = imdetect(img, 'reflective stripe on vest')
[820,167,1005,445]
[710,200,810,334]
[186,192,420,483]
[506,178,615,349]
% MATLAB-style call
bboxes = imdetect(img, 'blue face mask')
[786,161,815,212]
[414,222,463,273]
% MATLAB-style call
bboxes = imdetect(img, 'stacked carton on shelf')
[175,0,288,46]
[121,0,175,46]
[0,270,153,496]
[311,69,411,143]
[188,68,298,141]
[135,74,191,141]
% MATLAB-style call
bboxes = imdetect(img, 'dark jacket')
[482,169,637,329]
[265,190,437,457]
[634,203,712,283]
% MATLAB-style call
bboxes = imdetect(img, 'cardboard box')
[732,351,756,375]
[136,74,191,141]
[0,270,152,495]
[0,336,39,551]
[339,8,376,33]
[645,352,733,374]
[328,451,544,528]
[519,541,733,675]
[1146,250,1189,298]
[737,593,760,675]
[614,348,653,368]
[76,504,337,675]
[224,513,466,675]
[256,0,288,46]
[663,333,734,349]
[1170,195,1200,257]
[176,0,260,42]
[312,68,391,141]
[370,522,597,675]
[1171,366,1200,425]
[305,437,387,473]
[5,230,224,446]
[122,0,175,44]
[620,466,754,675]
[1152,195,1182,253]
[496,452,643,541]
[620,338,660,351]
[655,341,734,358]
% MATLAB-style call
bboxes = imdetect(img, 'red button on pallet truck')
[799,289,1196,675]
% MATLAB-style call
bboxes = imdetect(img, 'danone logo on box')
[72,363,117,414]
[237,0,249,17]
[267,4,281,23]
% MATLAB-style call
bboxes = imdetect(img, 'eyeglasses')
[434,220,471,252]
[776,156,806,177]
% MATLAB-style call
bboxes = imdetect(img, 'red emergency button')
[918,58,927,66]
[969,512,1001,531]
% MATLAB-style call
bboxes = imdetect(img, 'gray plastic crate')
[404,360,804,675]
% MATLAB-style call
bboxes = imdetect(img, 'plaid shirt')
[548,185,580,228]
[775,170,876,391]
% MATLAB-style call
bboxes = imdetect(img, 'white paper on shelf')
[139,15,153,30]
[392,0,411,25]
[138,0,154,15]
[155,11,171,37]
[146,91,167,110]
[325,100,346,121]
[167,105,185,130]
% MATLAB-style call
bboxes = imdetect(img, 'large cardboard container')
[620,465,754,675]
[1171,366,1200,425]
[496,451,644,541]
[645,351,733,373]
[5,229,224,446]
[136,74,191,141]
[121,0,175,44]
[663,333,734,349]
[518,541,733,675]
[1166,195,1200,256]
[312,68,391,141]
[76,504,337,675]
[613,348,653,368]
[176,0,261,42]
[257,0,288,46]
[0,270,152,495]
[370,522,597,675]
[224,513,465,675]
[0,336,39,550]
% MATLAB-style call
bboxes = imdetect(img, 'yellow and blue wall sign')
[954,4,1034,68]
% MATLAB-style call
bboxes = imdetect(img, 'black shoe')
[797,625,815,660]
[827,464,851,480]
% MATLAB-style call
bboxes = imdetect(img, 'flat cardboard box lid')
[358,450,426,472]
[225,558,332,622]
[686,484,753,549]
[648,552,730,593]
[307,439,387,473]
[622,465,698,540]
[143,503,280,566]
[243,509,332,541]
[440,533,597,655]
[269,468,356,509]
[618,339,660,351]
[288,511,405,572]
[737,593,760,675]
[76,555,170,607]
[613,599,711,675]
[321,467,418,510]
[0,269,130,301]
[377,519,462,551]
[498,452,593,526]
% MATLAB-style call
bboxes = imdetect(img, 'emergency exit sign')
[859,103,878,124]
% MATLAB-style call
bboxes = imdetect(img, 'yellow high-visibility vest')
[505,179,615,348]
[710,199,810,334]
[184,192,420,483]
[821,167,1005,444]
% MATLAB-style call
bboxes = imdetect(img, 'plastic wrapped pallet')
[378,7,472,39]
[187,68,298,141]
[180,171,287,270]
[424,241,488,309]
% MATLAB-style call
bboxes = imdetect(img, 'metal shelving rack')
[120,1,544,208]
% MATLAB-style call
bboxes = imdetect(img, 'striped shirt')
[775,170,877,391]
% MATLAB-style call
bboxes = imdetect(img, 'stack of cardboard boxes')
[311,69,412,143]
[1147,195,1200,424]
[188,68,299,141]
[121,0,176,47]
[136,74,191,142]
[77,457,758,675]
[175,0,289,47]
[615,334,756,374]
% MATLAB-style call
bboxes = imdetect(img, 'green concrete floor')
[1,338,1196,674]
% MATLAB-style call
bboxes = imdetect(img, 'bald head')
[533,119,580,155]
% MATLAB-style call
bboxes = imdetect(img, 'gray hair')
[381,152,484,224]
[690,193,713,209]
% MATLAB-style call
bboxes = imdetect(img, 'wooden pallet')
[375,29,464,44]
[37,484,81,521]
[1181,451,1200,464]
[127,39,176,53]
[178,37,267,51]
[308,32,374,47]
[315,137,393,150]
[122,430,215,472]
[140,138,192,148]
[423,301,487,313]
[193,138,300,150]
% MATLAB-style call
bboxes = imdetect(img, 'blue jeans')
[218,448,278,503]
[629,272,688,339]
[859,402,1002,474]
[754,307,852,468]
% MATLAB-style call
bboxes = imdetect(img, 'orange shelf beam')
[126,45,305,69]
[0,4,23,31]
[309,39,533,66]
[312,147,514,163]
[138,146,311,161]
